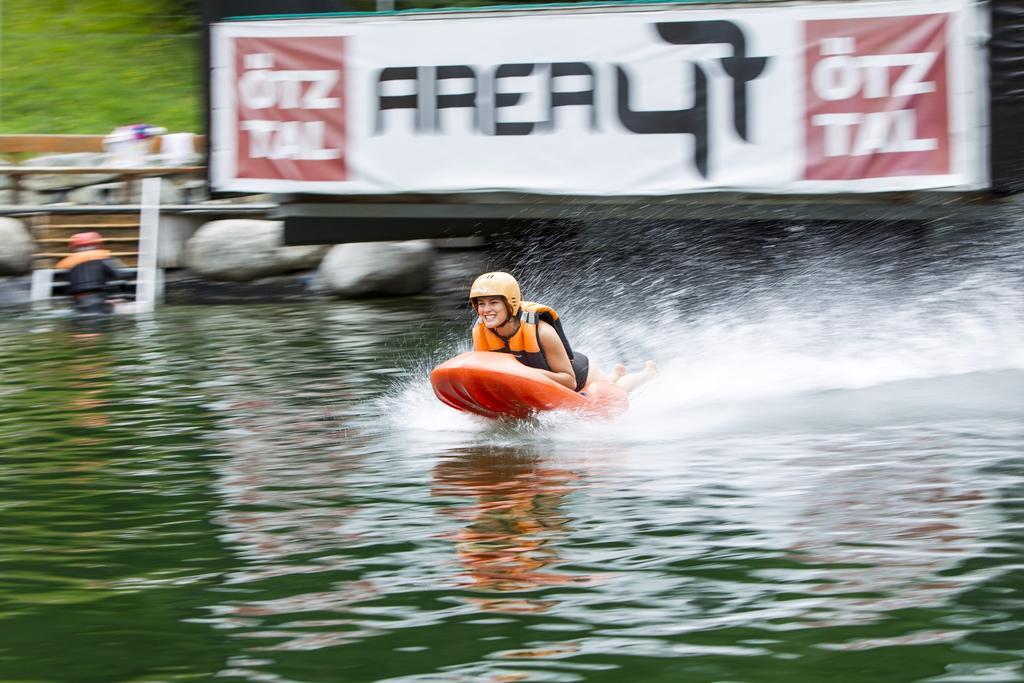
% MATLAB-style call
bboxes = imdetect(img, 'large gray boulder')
[319,240,434,296]
[183,219,327,282]
[0,218,33,275]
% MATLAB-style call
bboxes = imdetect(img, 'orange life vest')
[472,301,576,373]
[55,249,124,297]
[55,249,111,270]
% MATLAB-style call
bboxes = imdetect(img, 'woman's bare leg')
[614,361,657,392]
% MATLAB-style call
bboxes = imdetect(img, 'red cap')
[69,232,103,249]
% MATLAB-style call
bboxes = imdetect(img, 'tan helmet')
[469,271,521,316]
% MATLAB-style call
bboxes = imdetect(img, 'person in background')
[56,232,131,314]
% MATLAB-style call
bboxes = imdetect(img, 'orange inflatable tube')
[431,352,628,419]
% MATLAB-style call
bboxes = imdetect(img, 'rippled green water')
[1,292,1022,682]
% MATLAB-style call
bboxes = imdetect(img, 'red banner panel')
[234,36,348,181]
[804,14,950,180]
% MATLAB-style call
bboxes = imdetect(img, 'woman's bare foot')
[613,360,657,393]
[610,363,627,382]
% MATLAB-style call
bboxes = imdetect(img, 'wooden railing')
[0,134,208,204]
[0,134,206,155]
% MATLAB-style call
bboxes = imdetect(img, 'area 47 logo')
[804,14,950,180]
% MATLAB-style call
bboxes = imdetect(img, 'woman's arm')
[536,321,577,390]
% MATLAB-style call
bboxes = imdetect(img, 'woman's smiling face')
[473,296,512,329]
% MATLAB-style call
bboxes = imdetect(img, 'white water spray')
[389,217,1024,445]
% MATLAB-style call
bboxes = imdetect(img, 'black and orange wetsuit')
[55,249,128,314]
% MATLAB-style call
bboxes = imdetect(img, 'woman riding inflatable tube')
[468,271,656,393]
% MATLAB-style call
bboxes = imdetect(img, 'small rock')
[21,153,118,192]
[66,182,127,205]
[0,275,31,308]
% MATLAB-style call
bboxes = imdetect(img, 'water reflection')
[433,447,598,614]
[63,333,119,433]
[203,379,385,654]
[782,441,989,637]
[208,379,366,579]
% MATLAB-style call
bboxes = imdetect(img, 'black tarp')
[989,0,1024,195]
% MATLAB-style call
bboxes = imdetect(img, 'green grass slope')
[0,0,200,134]
[0,0,740,135]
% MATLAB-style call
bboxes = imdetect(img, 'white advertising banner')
[209,0,989,196]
